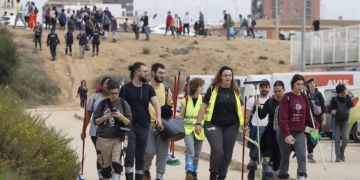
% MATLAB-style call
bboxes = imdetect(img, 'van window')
[235,79,241,87]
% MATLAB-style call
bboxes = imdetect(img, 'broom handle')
[241,97,247,180]
[173,76,177,119]
[81,99,87,175]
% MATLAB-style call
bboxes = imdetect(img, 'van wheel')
[351,124,360,143]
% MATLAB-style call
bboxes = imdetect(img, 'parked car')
[150,24,196,36]
[319,86,360,142]
[0,16,25,27]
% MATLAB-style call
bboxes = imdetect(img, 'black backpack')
[333,97,350,121]
[242,18,248,26]
[251,19,256,26]
[100,98,127,140]
[34,6,39,14]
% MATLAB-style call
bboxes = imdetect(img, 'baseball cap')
[259,79,270,86]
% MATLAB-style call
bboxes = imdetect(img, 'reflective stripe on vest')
[204,87,244,127]
[181,94,206,140]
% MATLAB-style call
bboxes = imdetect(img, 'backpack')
[333,97,350,122]
[162,85,173,119]
[34,6,39,14]
[100,98,127,139]
[272,92,307,131]
[104,16,110,25]
[85,20,91,29]
[242,18,248,26]
[251,19,256,26]
[60,13,67,23]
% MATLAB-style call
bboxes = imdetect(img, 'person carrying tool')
[277,74,320,180]
[179,78,205,180]
[93,80,132,180]
[246,79,270,180]
[81,77,112,180]
[328,84,353,162]
[120,62,162,180]
[257,80,286,179]
[195,66,244,180]
[143,63,173,180]
[304,78,327,163]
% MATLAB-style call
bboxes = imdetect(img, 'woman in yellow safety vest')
[195,66,244,180]
[179,77,205,180]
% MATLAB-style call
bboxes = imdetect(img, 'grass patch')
[0,169,29,180]
[279,60,285,64]
[159,54,168,58]
[0,27,60,108]
[172,48,189,55]
[258,56,268,60]
[142,47,151,54]
[0,86,79,179]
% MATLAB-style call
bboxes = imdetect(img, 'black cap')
[259,79,270,86]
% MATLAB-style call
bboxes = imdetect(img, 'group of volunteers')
[79,63,353,180]
[80,63,244,180]
[245,75,352,180]
[13,0,39,29]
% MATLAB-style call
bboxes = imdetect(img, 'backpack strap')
[119,98,125,114]
[164,85,169,105]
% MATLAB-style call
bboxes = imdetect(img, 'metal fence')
[291,24,360,66]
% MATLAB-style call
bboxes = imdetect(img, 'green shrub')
[258,56,268,60]
[142,47,151,54]
[279,60,285,64]
[0,169,29,180]
[0,27,20,84]
[0,86,79,179]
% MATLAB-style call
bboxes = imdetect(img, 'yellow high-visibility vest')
[181,94,205,140]
[204,87,244,126]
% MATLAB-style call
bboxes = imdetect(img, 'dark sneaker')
[192,172,198,180]
[341,153,345,161]
[143,170,151,180]
[185,170,193,180]
[335,155,341,162]
[247,170,255,180]
[307,154,316,163]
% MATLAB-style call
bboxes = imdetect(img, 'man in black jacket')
[46,29,60,61]
[77,29,88,59]
[65,29,73,56]
[91,28,104,56]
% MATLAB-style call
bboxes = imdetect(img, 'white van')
[175,75,247,112]
[270,72,360,94]
[242,74,272,100]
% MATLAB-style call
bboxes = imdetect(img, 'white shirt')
[246,96,269,126]
[183,15,191,24]
[248,17,252,27]
[87,93,105,136]
[173,17,180,27]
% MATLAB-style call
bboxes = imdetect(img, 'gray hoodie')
[93,98,132,138]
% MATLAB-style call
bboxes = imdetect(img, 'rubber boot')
[247,161,257,180]
[111,173,120,180]
[134,173,143,180]
[125,172,133,180]
[209,172,217,180]
[143,170,151,180]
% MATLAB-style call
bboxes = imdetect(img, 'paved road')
[29,109,360,180]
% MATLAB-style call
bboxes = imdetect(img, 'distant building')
[251,0,320,20]
[43,0,134,17]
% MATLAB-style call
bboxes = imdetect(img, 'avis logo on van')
[303,75,354,86]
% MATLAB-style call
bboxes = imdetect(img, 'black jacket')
[328,95,354,113]
[47,32,60,45]
[66,32,73,44]
[77,33,87,45]
[92,30,104,44]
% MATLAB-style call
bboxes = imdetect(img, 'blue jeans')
[145,25,150,39]
[226,28,234,39]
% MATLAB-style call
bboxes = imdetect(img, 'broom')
[78,99,87,180]
[241,96,247,180]
[166,72,181,166]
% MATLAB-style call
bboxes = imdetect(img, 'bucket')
[158,118,185,142]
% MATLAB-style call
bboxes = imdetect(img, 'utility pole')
[300,0,306,72]
[275,0,279,40]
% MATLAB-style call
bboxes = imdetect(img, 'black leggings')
[183,23,189,34]
[80,95,86,108]
[165,24,174,35]
[35,36,41,48]
[92,43,99,53]
[51,18,56,31]
[45,17,50,29]
[66,43,72,54]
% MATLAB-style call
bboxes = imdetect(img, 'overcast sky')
[34,0,360,23]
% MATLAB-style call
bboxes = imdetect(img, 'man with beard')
[120,62,163,180]
[245,79,270,180]
[143,63,173,180]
